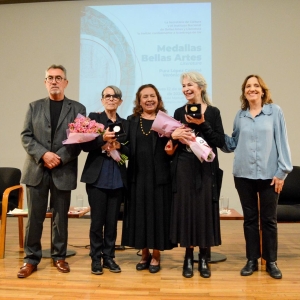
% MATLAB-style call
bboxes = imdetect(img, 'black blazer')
[80,112,129,189]
[127,114,171,185]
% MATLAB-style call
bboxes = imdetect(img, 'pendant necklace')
[140,116,151,136]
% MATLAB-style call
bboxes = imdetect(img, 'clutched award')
[186,103,201,119]
[108,122,126,137]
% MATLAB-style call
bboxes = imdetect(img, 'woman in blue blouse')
[224,75,292,279]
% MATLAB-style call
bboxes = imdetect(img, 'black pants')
[234,177,279,262]
[24,171,71,265]
[86,184,123,262]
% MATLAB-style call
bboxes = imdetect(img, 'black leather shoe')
[266,262,282,279]
[182,257,194,278]
[103,258,121,273]
[240,260,258,276]
[149,261,161,274]
[91,261,103,275]
[199,258,211,278]
[136,254,152,271]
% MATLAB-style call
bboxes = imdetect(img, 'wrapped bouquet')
[62,114,128,165]
[62,114,105,144]
[151,110,215,162]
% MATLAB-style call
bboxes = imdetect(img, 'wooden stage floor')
[0,218,299,299]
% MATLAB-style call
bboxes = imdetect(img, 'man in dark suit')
[17,64,86,278]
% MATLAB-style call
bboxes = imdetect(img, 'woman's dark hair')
[132,84,167,116]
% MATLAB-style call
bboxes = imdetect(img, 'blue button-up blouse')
[224,104,292,180]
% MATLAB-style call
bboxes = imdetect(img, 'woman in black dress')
[122,84,175,273]
[168,71,225,278]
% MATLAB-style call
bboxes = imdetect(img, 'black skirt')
[122,119,175,250]
[170,150,221,248]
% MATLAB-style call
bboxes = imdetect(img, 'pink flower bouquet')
[151,111,182,138]
[151,110,215,162]
[62,114,105,144]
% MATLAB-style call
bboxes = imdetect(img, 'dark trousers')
[86,184,123,262]
[24,170,71,265]
[234,177,279,262]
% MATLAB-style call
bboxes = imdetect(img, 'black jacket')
[171,105,225,201]
[80,112,129,189]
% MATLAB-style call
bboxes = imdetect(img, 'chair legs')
[18,216,24,249]
[0,184,24,259]
[0,195,9,259]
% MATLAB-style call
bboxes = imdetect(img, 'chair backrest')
[0,167,22,214]
[278,166,300,205]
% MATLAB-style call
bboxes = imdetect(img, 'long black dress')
[121,115,175,250]
[170,105,225,248]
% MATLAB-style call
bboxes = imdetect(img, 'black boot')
[182,248,194,278]
[199,248,211,278]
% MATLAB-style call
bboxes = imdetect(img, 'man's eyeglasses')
[103,94,120,101]
[45,76,65,83]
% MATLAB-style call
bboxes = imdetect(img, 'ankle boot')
[182,248,194,278]
[199,248,211,278]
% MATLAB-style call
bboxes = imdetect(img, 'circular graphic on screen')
[80,7,137,115]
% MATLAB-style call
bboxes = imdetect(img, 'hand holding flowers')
[103,127,118,143]
[151,110,215,162]
[63,114,128,165]
[102,140,128,165]
[171,126,195,144]
[101,127,128,165]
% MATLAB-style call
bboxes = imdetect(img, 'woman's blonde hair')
[180,71,212,106]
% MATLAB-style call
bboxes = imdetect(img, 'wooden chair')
[0,167,24,259]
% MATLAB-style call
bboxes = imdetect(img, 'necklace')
[140,117,151,136]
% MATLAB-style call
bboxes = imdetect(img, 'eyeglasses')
[45,76,66,83]
[103,94,120,102]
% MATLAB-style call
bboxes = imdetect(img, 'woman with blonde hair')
[168,71,225,278]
